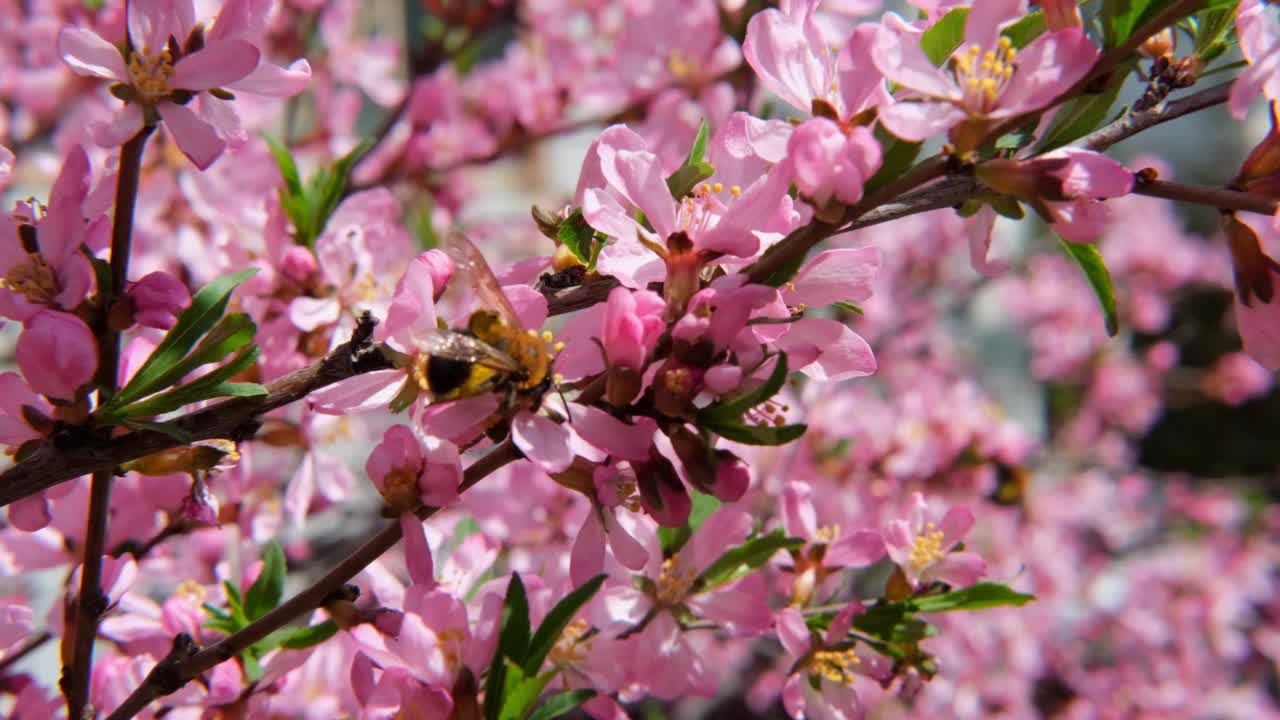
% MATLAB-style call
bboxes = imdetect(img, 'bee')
[409,234,556,410]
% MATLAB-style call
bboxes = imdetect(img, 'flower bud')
[713,450,751,502]
[634,449,692,527]
[16,310,97,402]
[128,271,190,330]
[667,425,716,496]
[281,245,319,283]
[1236,103,1280,190]
[1139,28,1174,58]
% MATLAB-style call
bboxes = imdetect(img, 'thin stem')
[104,441,521,720]
[62,123,154,720]
[1075,82,1232,153]
[1133,177,1280,215]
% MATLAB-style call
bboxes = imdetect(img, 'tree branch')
[1134,177,1280,215]
[104,441,522,720]
[0,314,389,510]
[1075,82,1232,153]
[61,124,154,719]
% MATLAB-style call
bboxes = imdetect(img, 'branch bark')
[0,314,389,509]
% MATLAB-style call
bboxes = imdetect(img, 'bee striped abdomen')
[425,355,474,397]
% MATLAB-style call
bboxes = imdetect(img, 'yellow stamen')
[812,647,861,685]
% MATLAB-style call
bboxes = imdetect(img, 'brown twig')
[1133,177,1280,215]
[61,123,154,719]
[1075,82,1232,153]
[104,441,522,720]
[0,314,389,510]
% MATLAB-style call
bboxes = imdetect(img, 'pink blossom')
[784,117,883,207]
[17,309,97,401]
[776,604,892,719]
[571,467,651,586]
[365,424,462,513]
[1229,0,1280,118]
[290,189,413,337]
[884,492,987,588]
[873,0,1099,148]
[0,145,101,321]
[127,271,189,329]
[580,120,794,286]
[744,4,885,119]
[58,0,311,169]
[602,287,665,370]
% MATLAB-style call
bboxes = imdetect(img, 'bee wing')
[443,233,525,333]
[415,328,522,373]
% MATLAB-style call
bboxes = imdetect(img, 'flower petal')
[58,27,129,81]
[156,102,226,170]
[873,14,959,100]
[878,100,968,142]
[227,59,313,97]
[171,40,260,90]
[512,411,573,473]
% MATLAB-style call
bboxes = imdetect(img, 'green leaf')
[920,8,969,65]
[522,574,606,676]
[223,580,248,626]
[832,301,865,315]
[499,673,553,720]
[486,574,532,720]
[279,620,340,649]
[117,345,263,418]
[309,139,374,245]
[911,583,1037,612]
[557,209,596,264]
[658,491,721,556]
[1035,73,1126,151]
[1059,236,1119,336]
[1002,9,1047,48]
[244,542,286,621]
[118,419,193,444]
[695,529,804,592]
[702,418,808,446]
[666,120,716,199]
[666,161,716,200]
[110,270,258,409]
[242,652,264,683]
[1102,0,1195,48]
[527,689,597,720]
[264,134,303,197]
[1193,3,1237,55]
[685,120,711,166]
[699,354,791,423]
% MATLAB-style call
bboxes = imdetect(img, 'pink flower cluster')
[1,0,1279,718]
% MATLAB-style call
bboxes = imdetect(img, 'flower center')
[176,579,206,603]
[437,627,466,673]
[952,37,1017,114]
[667,51,697,82]
[381,463,421,512]
[909,521,946,568]
[548,618,592,666]
[814,524,841,544]
[812,647,861,685]
[613,475,642,513]
[656,553,697,606]
[0,253,59,305]
[128,46,177,101]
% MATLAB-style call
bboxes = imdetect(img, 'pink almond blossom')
[17,309,98,402]
[58,0,311,169]
[884,492,987,589]
[873,0,1099,149]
